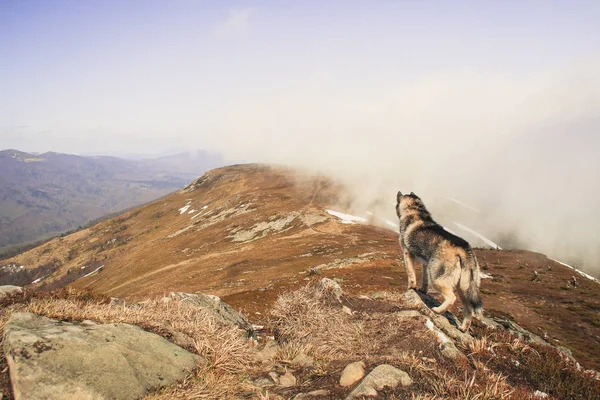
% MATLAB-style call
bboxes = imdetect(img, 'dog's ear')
[396,191,403,202]
[410,191,415,196]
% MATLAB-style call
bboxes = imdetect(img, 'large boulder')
[0,285,22,300]
[4,312,201,400]
[345,364,412,399]
[169,292,251,330]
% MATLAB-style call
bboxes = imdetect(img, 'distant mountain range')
[0,149,223,256]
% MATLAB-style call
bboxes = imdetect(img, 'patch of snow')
[190,212,203,220]
[453,222,501,249]
[326,210,367,225]
[187,209,197,214]
[533,390,548,398]
[31,276,47,284]
[82,265,104,278]
[365,211,397,231]
[550,259,599,283]
[202,205,208,210]
[178,204,191,215]
[80,266,86,270]
[381,218,397,229]
[425,318,451,344]
[445,197,481,213]
[480,272,493,279]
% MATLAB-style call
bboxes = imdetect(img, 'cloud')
[213,7,252,39]
[204,59,600,276]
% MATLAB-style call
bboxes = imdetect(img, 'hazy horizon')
[2,1,599,275]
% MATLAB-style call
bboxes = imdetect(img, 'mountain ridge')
[2,163,599,373]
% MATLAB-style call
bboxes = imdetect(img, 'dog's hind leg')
[457,290,473,332]
[403,249,417,290]
[419,260,429,293]
[431,282,457,314]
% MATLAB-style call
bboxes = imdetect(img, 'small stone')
[279,371,297,387]
[268,371,280,384]
[340,361,366,387]
[342,306,353,315]
[291,353,315,368]
[533,390,548,398]
[254,340,279,364]
[294,389,330,399]
[254,378,274,388]
[307,389,329,396]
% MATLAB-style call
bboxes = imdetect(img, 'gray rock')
[0,285,22,299]
[169,292,251,330]
[291,352,315,369]
[4,312,201,400]
[294,389,330,399]
[345,364,412,399]
[279,370,297,387]
[440,342,466,361]
[254,377,275,388]
[401,290,473,345]
[339,361,365,387]
[254,340,280,364]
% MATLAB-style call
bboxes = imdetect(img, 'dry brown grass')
[2,286,599,400]
[270,282,364,360]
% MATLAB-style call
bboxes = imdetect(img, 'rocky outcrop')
[345,364,412,399]
[168,292,251,331]
[4,312,201,400]
[0,285,22,300]
[401,290,474,345]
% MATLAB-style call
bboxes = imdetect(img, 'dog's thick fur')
[396,191,483,332]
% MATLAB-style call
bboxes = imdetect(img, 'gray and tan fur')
[396,191,483,332]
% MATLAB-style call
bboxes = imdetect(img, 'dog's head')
[395,191,423,218]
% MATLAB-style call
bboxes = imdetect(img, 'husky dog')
[396,191,483,332]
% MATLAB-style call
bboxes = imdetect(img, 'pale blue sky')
[1,0,599,154]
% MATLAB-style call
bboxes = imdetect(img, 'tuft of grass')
[270,282,363,360]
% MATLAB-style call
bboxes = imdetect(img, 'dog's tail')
[459,251,483,318]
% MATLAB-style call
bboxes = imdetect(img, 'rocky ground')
[0,280,599,399]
